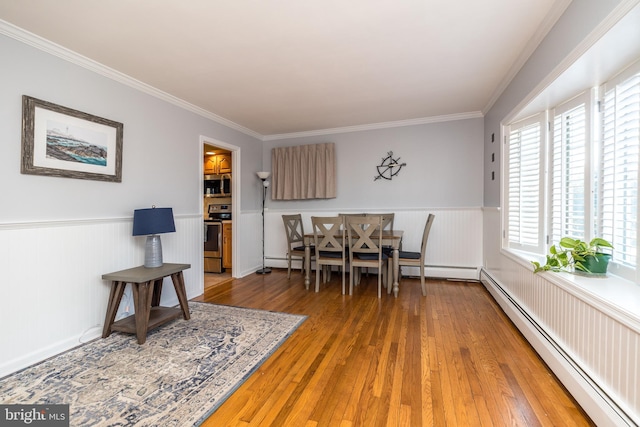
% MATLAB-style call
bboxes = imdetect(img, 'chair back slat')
[312,216,345,254]
[346,215,383,255]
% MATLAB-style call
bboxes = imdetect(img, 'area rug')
[0,302,306,426]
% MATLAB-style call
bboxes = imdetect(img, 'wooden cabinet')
[217,154,231,173]
[204,155,216,174]
[222,222,232,269]
[204,154,232,174]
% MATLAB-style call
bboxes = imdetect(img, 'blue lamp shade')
[132,207,176,236]
[132,207,176,268]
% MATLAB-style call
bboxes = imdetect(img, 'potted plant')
[532,237,613,275]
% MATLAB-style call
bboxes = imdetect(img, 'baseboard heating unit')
[480,269,638,426]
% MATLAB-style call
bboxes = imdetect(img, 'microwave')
[204,174,231,197]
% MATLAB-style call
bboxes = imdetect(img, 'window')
[597,67,640,278]
[504,61,640,280]
[505,114,545,252]
[550,93,591,244]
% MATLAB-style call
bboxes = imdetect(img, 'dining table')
[303,230,404,297]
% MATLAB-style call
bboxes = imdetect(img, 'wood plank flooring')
[193,269,594,426]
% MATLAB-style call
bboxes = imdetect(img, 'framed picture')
[21,96,123,182]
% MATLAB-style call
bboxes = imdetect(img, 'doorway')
[201,136,240,288]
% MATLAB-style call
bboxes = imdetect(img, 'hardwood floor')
[204,271,233,289]
[192,269,594,426]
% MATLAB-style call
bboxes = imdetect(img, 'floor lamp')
[256,171,272,274]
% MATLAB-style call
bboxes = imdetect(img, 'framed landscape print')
[21,95,123,182]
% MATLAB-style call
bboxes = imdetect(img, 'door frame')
[200,135,241,278]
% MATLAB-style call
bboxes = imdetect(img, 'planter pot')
[575,253,612,275]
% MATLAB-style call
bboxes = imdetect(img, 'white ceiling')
[0,0,569,138]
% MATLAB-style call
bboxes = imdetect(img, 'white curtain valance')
[271,143,336,200]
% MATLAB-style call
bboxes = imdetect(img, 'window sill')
[502,248,640,333]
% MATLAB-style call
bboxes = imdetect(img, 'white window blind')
[550,95,589,244]
[504,60,640,281]
[598,70,640,271]
[507,115,543,251]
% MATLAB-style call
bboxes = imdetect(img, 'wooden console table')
[101,263,191,344]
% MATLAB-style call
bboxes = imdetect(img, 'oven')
[204,204,231,273]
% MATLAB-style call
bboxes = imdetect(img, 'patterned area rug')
[0,302,306,426]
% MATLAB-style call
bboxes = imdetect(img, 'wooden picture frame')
[21,95,123,182]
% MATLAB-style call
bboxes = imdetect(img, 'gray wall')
[483,0,626,207]
[264,118,484,210]
[0,33,264,223]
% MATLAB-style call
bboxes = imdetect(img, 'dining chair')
[394,213,435,296]
[311,216,347,294]
[282,214,313,279]
[381,213,394,232]
[339,213,393,230]
[338,213,366,227]
[346,215,388,297]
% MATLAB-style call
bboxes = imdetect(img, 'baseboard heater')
[479,269,636,426]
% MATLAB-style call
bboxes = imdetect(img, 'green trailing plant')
[532,237,613,274]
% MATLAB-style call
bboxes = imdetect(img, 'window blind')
[550,98,588,244]
[598,71,640,269]
[507,116,543,251]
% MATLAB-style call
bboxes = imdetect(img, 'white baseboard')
[265,258,480,281]
[0,329,100,379]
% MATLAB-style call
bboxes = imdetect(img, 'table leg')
[392,247,400,297]
[304,240,311,290]
[171,271,191,320]
[132,281,154,344]
[102,281,126,338]
[151,278,163,306]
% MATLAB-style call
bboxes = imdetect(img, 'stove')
[207,203,232,221]
[204,204,232,273]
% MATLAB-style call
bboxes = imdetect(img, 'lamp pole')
[256,172,271,274]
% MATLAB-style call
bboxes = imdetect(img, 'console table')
[101,263,191,344]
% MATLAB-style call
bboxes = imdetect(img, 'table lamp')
[132,206,176,268]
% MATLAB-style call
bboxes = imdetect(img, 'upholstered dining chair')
[282,214,313,279]
[346,215,388,297]
[393,213,435,296]
[311,216,347,294]
[340,213,394,286]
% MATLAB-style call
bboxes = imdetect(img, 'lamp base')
[256,267,272,275]
[144,235,163,268]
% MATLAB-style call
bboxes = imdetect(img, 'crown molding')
[1,18,490,143]
[502,0,640,125]
[482,0,573,115]
[0,19,263,141]
[262,111,484,141]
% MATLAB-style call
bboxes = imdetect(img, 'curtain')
[272,142,336,200]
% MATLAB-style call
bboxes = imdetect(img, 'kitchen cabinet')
[222,221,232,269]
[204,154,232,174]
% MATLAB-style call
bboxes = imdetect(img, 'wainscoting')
[0,215,204,378]
[482,207,640,426]
[263,207,483,281]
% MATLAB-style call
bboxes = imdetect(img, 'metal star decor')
[374,151,406,181]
